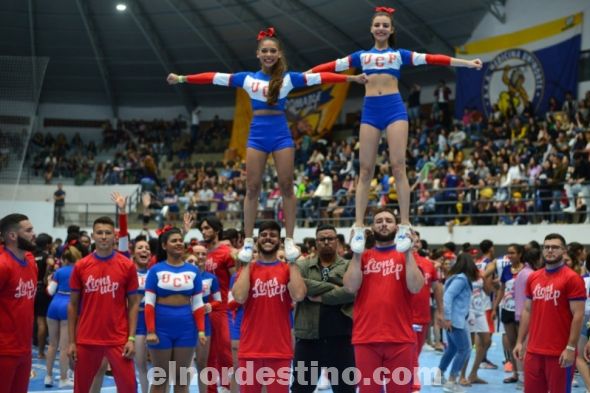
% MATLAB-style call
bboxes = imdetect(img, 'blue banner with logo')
[455,13,582,118]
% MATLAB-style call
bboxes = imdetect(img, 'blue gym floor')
[28,334,589,392]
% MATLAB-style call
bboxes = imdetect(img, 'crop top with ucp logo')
[184,70,350,111]
[310,47,451,79]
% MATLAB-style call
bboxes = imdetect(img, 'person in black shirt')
[53,183,65,226]
[408,84,421,126]
[33,233,54,359]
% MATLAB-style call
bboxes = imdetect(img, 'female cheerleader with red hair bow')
[167,27,368,265]
[309,6,482,254]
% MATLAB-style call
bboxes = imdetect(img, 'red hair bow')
[156,224,174,236]
[375,6,395,14]
[257,27,276,41]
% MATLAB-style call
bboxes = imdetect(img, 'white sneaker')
[442,381,464,393]
[59,378,74,388]
[432,370,445,386]
[237,237,254,263]
[317,369,330,390]
[563,206,576,213]
[394,224,412,253]
[44,375,53,388]
[349,226,365,254]
[284,238,300,262]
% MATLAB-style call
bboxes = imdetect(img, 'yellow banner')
[456,13,583,57]
[228,88,253,159]
[229,71,352,159]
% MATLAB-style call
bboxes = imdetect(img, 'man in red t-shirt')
[232,220,306,393]
[344,208,424,393]
[411,232,443,391]
[0,214,38,393]
[68,216,140,393]
[514,233,585,393]
[200,216,236,393]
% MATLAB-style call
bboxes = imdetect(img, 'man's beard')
[258,242,280,258]
[318,249,336,260]
[543,255,563,266]
[18,236,36,252]
[373,230,395,242]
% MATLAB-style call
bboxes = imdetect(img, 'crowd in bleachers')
[13,88,590,227]
[133,89,590,228]
[24,117,231,186]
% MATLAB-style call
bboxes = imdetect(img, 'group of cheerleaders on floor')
[167,6,482,261]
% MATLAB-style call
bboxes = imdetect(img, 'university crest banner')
[229,70,352,159]
[455,13,582,118]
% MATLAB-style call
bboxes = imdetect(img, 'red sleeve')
[69,263,81,291]
[118,213,128,237]
[525,273,533,298]
[126,262,139,294]
[0,259,8,289]
[315,73,348,84]
[145,304,155,333]
[210,300,222,311]
[568,274,587,300]
[425,54,451,66]
[226,251,236,270]
[185,72,216,84]
[310,61,338,72]
[193,307,205,333]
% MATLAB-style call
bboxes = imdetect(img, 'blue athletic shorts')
[247,115,294,153]
[361,93,408,130]
[47,293,69,321]
[136,310,147,336]
[230,308,243,341]
[205,314,212,337]
[149,304,196,350]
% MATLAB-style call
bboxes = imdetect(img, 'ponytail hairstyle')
[62,245,82,265]
[257,27,288,106]
[371,6,397,48]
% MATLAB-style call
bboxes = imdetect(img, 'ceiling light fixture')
[116,3,127,12]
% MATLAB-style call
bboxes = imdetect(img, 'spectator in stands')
[448,125,467,150]
[434,80,452,128]
[562,91,578,120]
[408,84,421,125]
[53,183,66,226]
[564,152,590,222]
[191,107,201,145]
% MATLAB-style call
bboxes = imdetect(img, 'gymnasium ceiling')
[0,0,505,116]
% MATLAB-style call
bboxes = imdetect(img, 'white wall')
[1,199,588,246]
[37,103,236,123]
[0,184,140,203]
[470,0,590,47]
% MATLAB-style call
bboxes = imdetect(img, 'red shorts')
[524,351,573,393]
[0,353,32,393]
[207,309,233,393]
[74,344,136,393]
[355,342,415,393]
[237,358,291,393]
